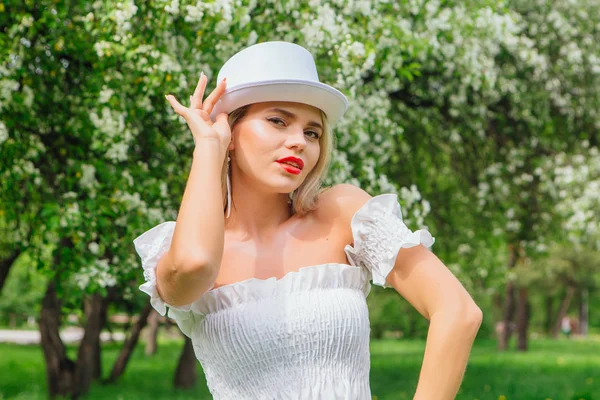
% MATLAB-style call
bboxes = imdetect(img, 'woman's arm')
[412,304,481,400]
[155,140,227,307]
[326,183,482,398]
[385,246,483,400]
[157,76,231,306]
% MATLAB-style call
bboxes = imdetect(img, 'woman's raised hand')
[165,73,231,154]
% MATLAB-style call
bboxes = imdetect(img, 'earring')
[225,155,232,218]
[288,190,295,204]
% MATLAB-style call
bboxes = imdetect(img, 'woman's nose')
[285,127,307,150]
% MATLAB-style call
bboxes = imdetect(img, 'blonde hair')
[221,104,334,217]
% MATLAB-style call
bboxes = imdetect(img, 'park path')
[0,327,125,345]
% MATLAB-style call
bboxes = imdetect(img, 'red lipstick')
[276,156,304,175]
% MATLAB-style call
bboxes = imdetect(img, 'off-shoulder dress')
[133,194,435,399]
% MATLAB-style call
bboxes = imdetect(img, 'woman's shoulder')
[318,183,372,208]
[314,184,373,231]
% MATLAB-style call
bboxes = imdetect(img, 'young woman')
[134,41,482,399]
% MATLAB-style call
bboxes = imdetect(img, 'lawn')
[0,337,598,399]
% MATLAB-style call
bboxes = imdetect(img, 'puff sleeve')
[133,221,205,337]
[344,194,435,289]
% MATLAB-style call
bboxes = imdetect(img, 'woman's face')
[230,101,323,194]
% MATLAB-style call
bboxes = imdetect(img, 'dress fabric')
[133,194,435,399]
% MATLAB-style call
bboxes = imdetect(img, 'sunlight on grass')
[1,337,599,399]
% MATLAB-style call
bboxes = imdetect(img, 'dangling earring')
[225,155,232,218]
[288,190,295,207]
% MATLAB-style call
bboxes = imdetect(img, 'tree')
[0,0,432,396]
[379,0,600,350]
[2,1,599,396]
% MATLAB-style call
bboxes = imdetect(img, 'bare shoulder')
[314,184,373,240]
[317,183,373,216]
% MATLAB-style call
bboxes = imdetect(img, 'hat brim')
[210,80,348,127]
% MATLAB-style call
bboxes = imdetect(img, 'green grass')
[370,338,599,400]
[0,337,598,399]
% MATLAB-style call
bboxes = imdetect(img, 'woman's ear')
[228,126,236,152]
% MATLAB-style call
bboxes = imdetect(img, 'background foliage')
[1,0,599,397]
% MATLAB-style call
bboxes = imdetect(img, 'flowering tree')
[535,145,600,337]
[473,0,600,348]
[1,0,599,396]
[383,0,600,349]
[0,0,432,396]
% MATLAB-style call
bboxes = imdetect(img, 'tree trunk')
[96,295,109,378]
[371,324,383,339]
[498,244,518,351]
[0,249,21,295]
[9,313,17,328]
[544,295,553,335]
[174,335,197,389]
[145,309,160,355]
[498,280,516,350]
[492,292,503,322]
[516,287,529,351]
[552,286,575,339]
[108,302,153,383]
[579,288,588,337]
[39,280,76,398]
[73,293,108,398]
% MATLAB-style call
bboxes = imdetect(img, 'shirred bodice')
[134,194,435,399]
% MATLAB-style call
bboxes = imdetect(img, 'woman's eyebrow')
[267,108,323,130]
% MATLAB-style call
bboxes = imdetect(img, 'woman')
[134,41,482,399]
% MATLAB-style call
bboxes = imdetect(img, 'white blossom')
[98,86,114,103]
[0,121,8,144]
[79,164,98,190]
[88,242,100,255]
[165,0,180,15]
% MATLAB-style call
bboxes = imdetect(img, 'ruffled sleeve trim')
[133,221,200,337]
[344,194,435,289]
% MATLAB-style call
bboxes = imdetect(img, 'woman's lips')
[277,162,302,175]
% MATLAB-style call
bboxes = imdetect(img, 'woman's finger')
[202,78,227,115]
[190,72,207,110]
[212,112,230,136]
[166,94,215,139]
[165,94,189,116]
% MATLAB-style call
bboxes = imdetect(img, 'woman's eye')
[306,131,320,139]
[268,117,285,126]
[268,117,320,140]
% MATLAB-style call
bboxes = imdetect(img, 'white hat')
[210,41,348,126]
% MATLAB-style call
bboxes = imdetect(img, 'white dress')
[134,194,434,400]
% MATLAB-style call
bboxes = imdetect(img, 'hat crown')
[210,41,348,126]
[217,42,320,88]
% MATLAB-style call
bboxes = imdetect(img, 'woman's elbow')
[460,303,483,331]
[436,300,483,330]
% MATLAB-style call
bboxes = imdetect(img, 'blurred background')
[0,0,599,399]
